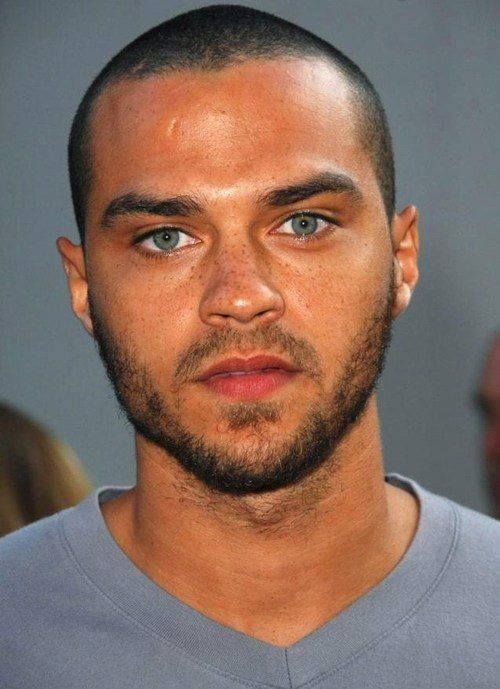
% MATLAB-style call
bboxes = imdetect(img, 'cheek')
[284,238,390,354]
[88,253,197,362]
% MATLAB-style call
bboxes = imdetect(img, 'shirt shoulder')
[0,509,80,625]
[412,495,499,682]
[448,497,499,579]
[0,510,67,574]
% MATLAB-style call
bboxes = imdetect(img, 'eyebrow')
[258,171,363,207]
[100,171,363,229]
[101,193,203,228]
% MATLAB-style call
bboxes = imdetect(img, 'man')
[1,5,498,688]
[476,332,500,519]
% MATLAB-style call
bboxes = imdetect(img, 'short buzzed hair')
[68,4,395,243]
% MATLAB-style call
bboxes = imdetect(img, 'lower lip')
[200,369,298,400]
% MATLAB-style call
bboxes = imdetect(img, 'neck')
[101,396,419,647]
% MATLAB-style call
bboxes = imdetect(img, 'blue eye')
[291,215,319,236]
[280,213,334,240]
[151,227,180,250]
[136,226,195,254]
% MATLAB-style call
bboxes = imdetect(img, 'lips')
[197,355,299,381]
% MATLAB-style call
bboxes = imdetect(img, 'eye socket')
[135,226,196,254]
[277,212,336,240]
[133,211,337,260]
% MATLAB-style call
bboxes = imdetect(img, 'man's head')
[57,5,419,496]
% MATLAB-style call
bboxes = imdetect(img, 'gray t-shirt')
[1,472,498,688]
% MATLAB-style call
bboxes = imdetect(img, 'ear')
[56,237,94,337]
[390,205,420,319]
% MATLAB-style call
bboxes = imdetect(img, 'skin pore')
[57,58,420,647]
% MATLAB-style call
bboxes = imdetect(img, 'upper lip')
[197,355,300,381]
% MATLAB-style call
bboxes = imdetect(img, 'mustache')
[173,322,323,386]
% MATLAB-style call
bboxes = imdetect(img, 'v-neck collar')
[60,472,457,688]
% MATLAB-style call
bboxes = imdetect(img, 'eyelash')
[132,211,338,261]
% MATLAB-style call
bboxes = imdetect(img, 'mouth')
[196,355,301,401]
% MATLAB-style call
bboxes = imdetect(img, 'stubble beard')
[87,270,394,496]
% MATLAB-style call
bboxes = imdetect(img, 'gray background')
[1,0,498,515]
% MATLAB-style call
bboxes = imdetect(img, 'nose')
[198,241,285,328]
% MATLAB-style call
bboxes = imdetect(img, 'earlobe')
[391,205,420,319]
[56,236,94,337]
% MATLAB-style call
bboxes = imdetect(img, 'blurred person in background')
[475,332,500,519]
[0,402,93,537]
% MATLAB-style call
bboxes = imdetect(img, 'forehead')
[88,58,374,210]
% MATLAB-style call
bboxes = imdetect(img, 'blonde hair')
[0,402,93,537]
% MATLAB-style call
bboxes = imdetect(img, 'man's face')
[69,59,400,495]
